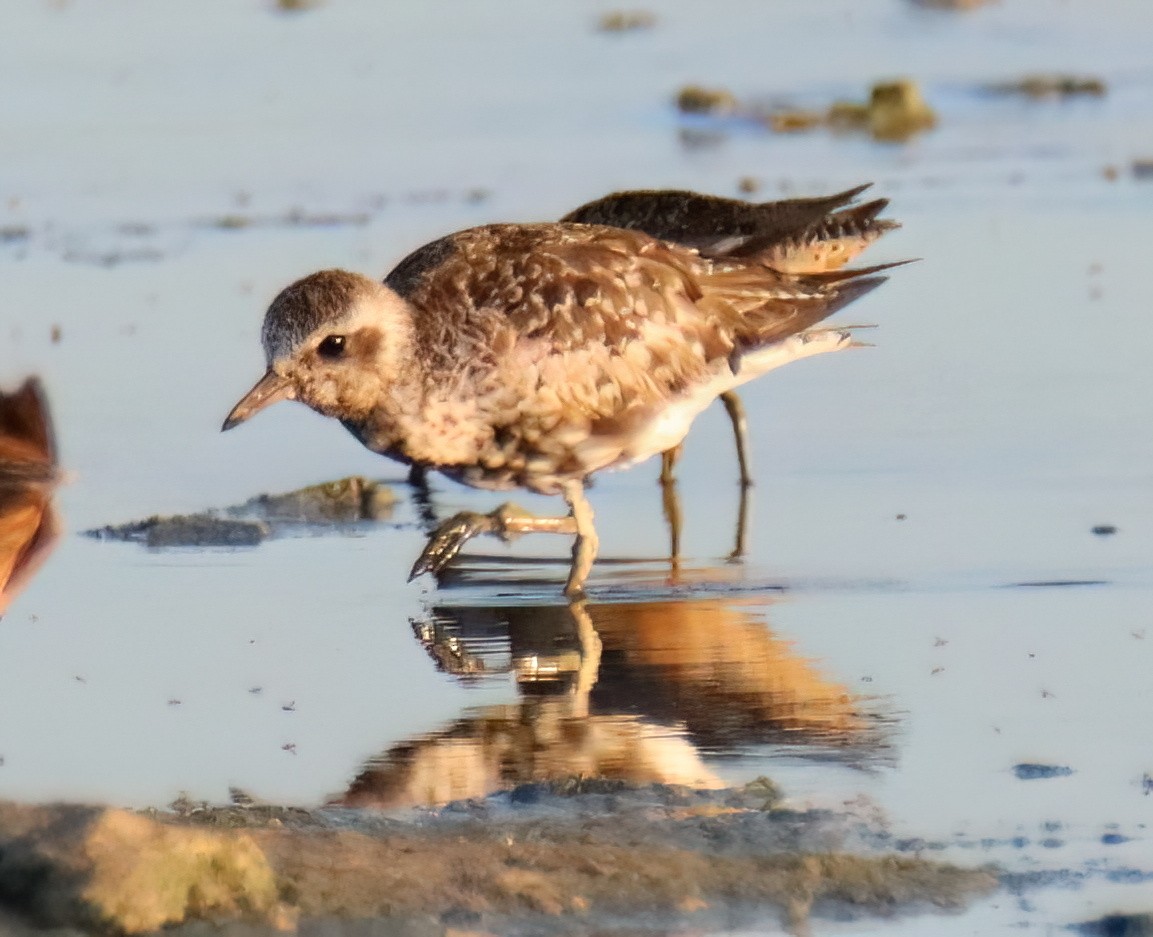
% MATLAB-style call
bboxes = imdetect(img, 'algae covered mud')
[4,0,1153,934]
[0,785,999,936]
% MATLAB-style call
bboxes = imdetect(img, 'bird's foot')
[408,503,527,580]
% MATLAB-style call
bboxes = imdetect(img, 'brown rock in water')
[676,85,739,115]
[864,79,937,141]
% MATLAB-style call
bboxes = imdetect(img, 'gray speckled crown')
[261,269,369,363]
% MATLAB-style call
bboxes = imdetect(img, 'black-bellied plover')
[224,193,904,596]
[561,184,897,488]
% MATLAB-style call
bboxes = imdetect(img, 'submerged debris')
[233,475,396,524]
[1013,763,1074,780]
[676,84,739,116]
[827,79,938,141]
[597,10,656,32]
[767,108,825,133]
[86,515,267,547]
[1075,913,1153,936]
[274,0,322,11]
[84,476,397,546]
[986,74,1107,98]
[678,78,937,143]
[209,209,371,230]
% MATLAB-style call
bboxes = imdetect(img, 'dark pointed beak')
[221,370,295,431]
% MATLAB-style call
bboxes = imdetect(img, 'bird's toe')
[408,511,495,579]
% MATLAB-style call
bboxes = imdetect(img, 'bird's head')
[222,269,414,431]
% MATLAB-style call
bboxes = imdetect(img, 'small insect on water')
[223,186,908,597]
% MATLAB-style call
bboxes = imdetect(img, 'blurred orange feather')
[0,378,60,615]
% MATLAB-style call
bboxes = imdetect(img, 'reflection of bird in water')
[588,599,869,750]
[224,190,904,595]
[0,378,60,616]
[338,596,880,809]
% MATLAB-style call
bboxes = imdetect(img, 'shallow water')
[4,0,1153,932]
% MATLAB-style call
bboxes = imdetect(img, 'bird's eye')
[317,335,347,359]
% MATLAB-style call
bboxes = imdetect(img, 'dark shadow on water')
[334,593,894,809]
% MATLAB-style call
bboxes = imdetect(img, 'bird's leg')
[405,463,441,532]
[408,502,578,580]
[566,600,603,719]
[658,443,684,574]
[562,479,599,600]
[720,391,753,488]
[728,482,751,561]
[660,471,683,570]
[721,392,753,559]
[658,444,682,485]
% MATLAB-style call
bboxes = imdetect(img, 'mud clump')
[152,516,267,547]
[827,79,938,141]
[235,475,396,524]
[597,10,656,32]
[0,788,999,934]
[0,802,287,934]
[274,0,322,12]
[678,78,937,143]
[84,476,397,547]
[987,74,1107,98]
[676,85,739,116]
[86,515,267,548]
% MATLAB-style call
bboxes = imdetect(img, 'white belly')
[605,327,853,473]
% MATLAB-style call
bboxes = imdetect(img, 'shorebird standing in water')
[561,183,897,491]
[223,188,904,597]
[560,184,898,559]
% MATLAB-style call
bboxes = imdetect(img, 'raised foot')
[408,509,503,580]
[408,503,541,580]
